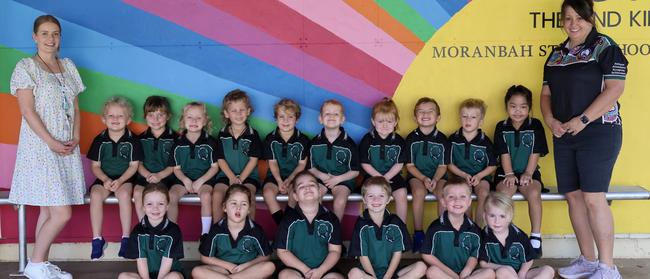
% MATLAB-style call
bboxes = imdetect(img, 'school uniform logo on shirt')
[335,150,349,165]
[198,146,211,161]
[521,133,534,148]
[288,144,302,160]
[317,222,333,240]
[473,149,486,163]
[240,140,251,156]
[240,237,256,253]
[429,144,443,161]
[119,144,132,159]
[156,237,172,252]
[384,226,401,243]
[161,141,173,156]
[460,235,475,253]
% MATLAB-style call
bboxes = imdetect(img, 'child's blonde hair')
[442,175,471,196]
[320,99,345,116]
[371,98,400,130]
[414,97,441,117]
[274,98,301,120]
[103,96,134,119]
[142,183,170,204]
[222,89,253,125]
[459,98,487,118]
[361,176,391,197]
[143,95,172,117]
[179,102,213,134]
[484,192,514,220]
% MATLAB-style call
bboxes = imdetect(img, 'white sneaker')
[24,261,53,279]
[44,261,73,279]
[558,255,598,279]
[587,263,622,279]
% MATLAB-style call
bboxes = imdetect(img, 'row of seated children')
[118,173,554,279]
[88,85,548,266]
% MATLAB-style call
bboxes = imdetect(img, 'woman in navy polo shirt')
[540,0,627,278]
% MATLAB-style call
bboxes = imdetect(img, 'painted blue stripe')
[12,0,372,139]
[435,0,467,16]
[403,0,450,29]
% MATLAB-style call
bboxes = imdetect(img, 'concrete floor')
[1,258,649,279]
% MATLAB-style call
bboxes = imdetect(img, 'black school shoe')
[530,235,543,259]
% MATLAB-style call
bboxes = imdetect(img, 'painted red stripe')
[205,0,402,96]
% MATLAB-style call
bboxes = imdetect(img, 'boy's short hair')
[290,170,318,194]
[459,98,486,117]
[142,183,170,204]
[144,95,172,117]
[484,192,514,218]
[274,98,302,119]
[361,176,391,197]
[414,97,441,117]
[320,99,345,116]
[442,175,472,196]
[103,96,134,119]
[225,184,253,204]
[222,89,253,125]
[372,98,400,130]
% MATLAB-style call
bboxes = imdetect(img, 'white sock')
[530,232,541,248]
[201,217,212,235]
[93,236,103,240]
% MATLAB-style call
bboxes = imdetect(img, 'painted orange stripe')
[343,0,424,54]
[0,94,147,151]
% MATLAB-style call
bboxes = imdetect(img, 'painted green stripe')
[0,46,279,137]
[375,0,437,41]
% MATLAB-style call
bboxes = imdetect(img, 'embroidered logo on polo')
[161,140,173,156]
[240,140,251,156]
[119,144,131,159]
[429,144,443,161]
[155,237,172,252]
[385,146,400,163]
[240,237,256,253]
[508,245,523,261]
[384,226,401,243]
[460,234,475,253]
[473,149,486,163]
[335,150,349,165]
[316,222,333,240]
[521,133,534,148]
[289,144,302,160]
[197,146,211,161]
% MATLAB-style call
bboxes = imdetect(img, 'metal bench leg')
[10,204,27,277]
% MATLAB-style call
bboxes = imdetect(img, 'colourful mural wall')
[1,0,648,244]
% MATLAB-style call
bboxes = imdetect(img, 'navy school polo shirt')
[543,27,628,125]
[87,129,143,178]
[199,217,272,265]
[421,211,482,273]
[449,129,497,176]
[274,205,342,269]
[404,128,450,178]
[139,127,178,174]
[479,224,534,272]
[216,125,262,180]
[493,118,548,174]
[308,128,359,176]
[124,216,184,274]
[171,130,219,181]
[264,128,310,179]
[349,209,410,278]
[359,130,406,175]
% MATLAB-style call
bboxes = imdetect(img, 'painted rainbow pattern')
[0,0,469,189]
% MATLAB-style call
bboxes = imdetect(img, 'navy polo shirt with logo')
[87,129,143,178]
[216,125,262,181]
[264,128,310,179]
[493,118,548,175]
[274,205,342,269]
[543,27,628,125]
[124,216,184,274]
[349,210,410,279]
[171,130,219,181]
[479,224,534,272]
[449,129,497,177]
[199,217,272,265]
[404,128,450,178]
[139,127,178,174]
[359,130,406,175]
[308,128,359,189]
[421,211,482,273]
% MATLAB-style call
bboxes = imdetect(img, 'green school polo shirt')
[87,129,143,177]
[199,217,271,265]
[493,118,548,174]
[138,127,178,173]
[216,125,262,180]
[264,128,310,178]
[479,224,534,272]
[171,130,218,181]
[405,128,450,178]
[359,130,406,174]
[421,211,482,273]
[449,129,497,177]
[124,216,184,274]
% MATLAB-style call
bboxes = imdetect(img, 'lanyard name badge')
[37,54,73,138]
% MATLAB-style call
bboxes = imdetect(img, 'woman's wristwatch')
[580,114,590,125]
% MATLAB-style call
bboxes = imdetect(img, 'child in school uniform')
[493,85,548,257]
[119,183,184,279]
[263,98,310,224]
[421,176,494,279]
[170,102,220,236]
[192,184,275,279]
[275,170,344,279]
[213,89,263,221]
[308,99,360,221]
[405,97,450,252]
[348,176,426,279]
[479,192,555,279]
[448,99,497,227]
[88,96,143,260]
[359,98,408,222]
[133,96,181,221]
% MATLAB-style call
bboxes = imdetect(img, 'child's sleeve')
[404,133,414,164]
[273,217,291,250]
[442,135,451,166]
[420,222,436,254]
[124,228,142,259]
[520,231,535,263]
[300,135,310,161]
[328,214,343,245]
[263,133,274,161]
[254,225,273,256]
[167,226,184,259]
[394,217,411,252]
[358,134,371,165]
[248,130,262,158]
[131,137,144,162]
[168,140,180,167]
[198,225,217,257]
[348,217,364,257]
[215,133,225,160]
[533,119,549,156]
[348,139,360,171]
[208,136,220,164]
[484,136,498,167]
[86,136,101,161]
[470,225,482,259]
[493,123,508,156]
[478,230,489,263]
[397,136,407,164]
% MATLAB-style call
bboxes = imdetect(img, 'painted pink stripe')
[0,143,96,190]
[124,0,387,106]
[205,0,402,96]
[279,0,415,74]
